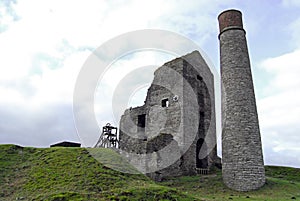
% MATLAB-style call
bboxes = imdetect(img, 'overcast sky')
[0,0,299,168]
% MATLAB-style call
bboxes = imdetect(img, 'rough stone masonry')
[118,51,220,181]
[218,9,265,191]
[98,9,265,191]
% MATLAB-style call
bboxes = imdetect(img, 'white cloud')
[260,50,300,91]
[31,50,90,105]
[288,17,300,47]
[282,0,300,7]
[94,51,174,126]
[1,0,299,169]
[258,49,300,167]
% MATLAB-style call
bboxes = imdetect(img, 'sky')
[0,0,300,168]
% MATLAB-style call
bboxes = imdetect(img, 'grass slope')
[0,144,299,201]
[0,144,192,200]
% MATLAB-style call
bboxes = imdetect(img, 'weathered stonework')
[119,51,220,180]
[93,9,265,191]
[218,9,265,191]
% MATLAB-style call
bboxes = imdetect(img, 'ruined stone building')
[118,51,220,180]
[96,9,265,191]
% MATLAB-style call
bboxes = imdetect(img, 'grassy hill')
[0,144,299,201]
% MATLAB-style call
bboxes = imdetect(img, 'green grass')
[0,144,300,200]
[0,144,192,200]
[160,169,300,201]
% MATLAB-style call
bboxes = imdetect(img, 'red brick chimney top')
[218,9,244,34]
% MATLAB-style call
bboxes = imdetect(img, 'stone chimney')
[218,9,265,191]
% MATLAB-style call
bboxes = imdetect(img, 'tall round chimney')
[218,9,265,191]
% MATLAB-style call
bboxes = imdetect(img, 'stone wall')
[119,51,219,180]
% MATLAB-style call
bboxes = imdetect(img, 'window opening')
[161,98,169,107]
[137,114,146,132]
[197,75,203,81]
